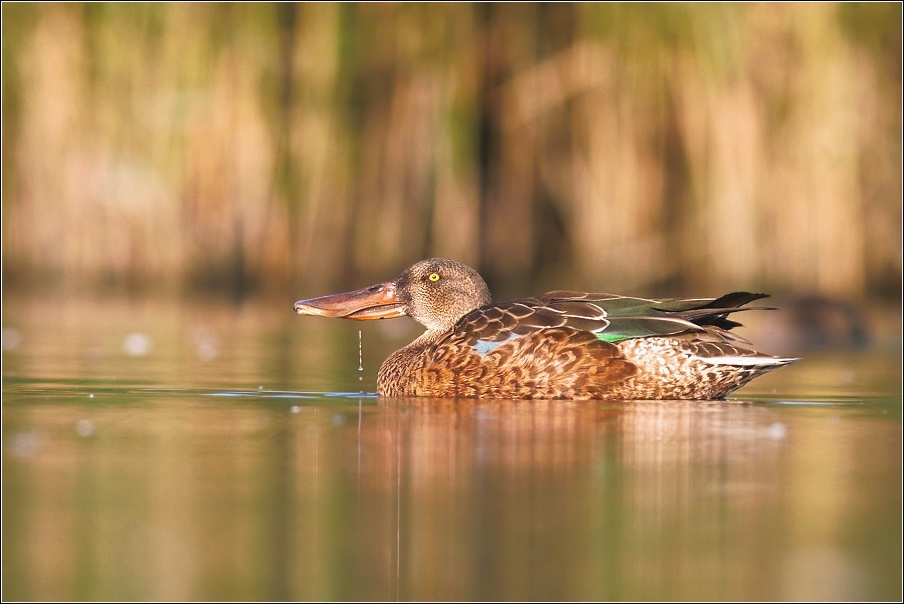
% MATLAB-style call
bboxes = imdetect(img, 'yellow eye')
[428,273,440,282]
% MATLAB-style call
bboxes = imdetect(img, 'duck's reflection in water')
[5,395,895,601]
[342,397,787,601]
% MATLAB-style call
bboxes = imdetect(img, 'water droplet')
[123,333,152,356]
[358,330,363,371]
[190,326,219,361]
[10,430,46,458]
[766,422,787,439]
[197,340,218,361]
[76,420,95,438]
[2,328,22,351]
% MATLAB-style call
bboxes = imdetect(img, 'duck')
[294,258,796,400]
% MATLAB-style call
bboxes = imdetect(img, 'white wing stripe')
[695,355,797,366]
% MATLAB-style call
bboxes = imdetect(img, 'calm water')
[2,296,901,601]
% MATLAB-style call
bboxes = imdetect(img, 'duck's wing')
[443,292,770,350]
[531,291,772,343]
[426,302,637,398]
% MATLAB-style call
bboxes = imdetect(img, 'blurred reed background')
[2,3,901,301]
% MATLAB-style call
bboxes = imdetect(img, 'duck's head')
[294,258,492,332]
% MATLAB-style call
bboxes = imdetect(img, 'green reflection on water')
[2,297,901,600]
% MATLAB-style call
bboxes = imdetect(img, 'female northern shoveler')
[294,258,796,400]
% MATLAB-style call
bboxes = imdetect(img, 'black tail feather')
[669,292,774,331]
[702,292,770,309]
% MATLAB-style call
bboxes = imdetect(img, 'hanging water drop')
[358,330,364,384]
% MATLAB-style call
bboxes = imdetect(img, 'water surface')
[2,296,901,600]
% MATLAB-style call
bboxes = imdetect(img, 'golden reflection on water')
[3,392,900,601]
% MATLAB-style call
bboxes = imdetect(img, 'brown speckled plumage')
[295,258,796,400]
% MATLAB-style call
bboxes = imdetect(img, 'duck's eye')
[428,273,440,282]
